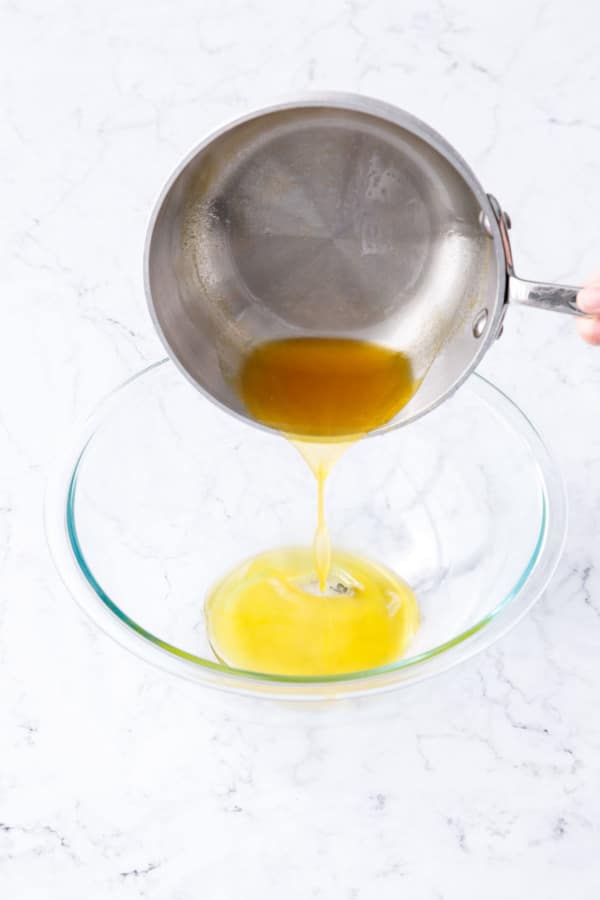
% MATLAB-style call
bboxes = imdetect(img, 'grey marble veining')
[1,0,600,897]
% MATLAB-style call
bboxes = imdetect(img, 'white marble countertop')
[2,1,600,897]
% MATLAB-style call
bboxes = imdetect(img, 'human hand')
[577,277,600,344]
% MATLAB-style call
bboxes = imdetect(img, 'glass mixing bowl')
[45,361,566,700]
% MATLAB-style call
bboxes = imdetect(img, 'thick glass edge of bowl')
[44,360,567,700]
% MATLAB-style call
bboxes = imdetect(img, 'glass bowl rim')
[45,360,567,700]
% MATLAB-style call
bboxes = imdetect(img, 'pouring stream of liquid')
[204,337,422,676]
[239,337,420,591]
[292,439,352,591]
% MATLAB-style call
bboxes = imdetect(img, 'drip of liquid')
[205,337,422,676]
[292,439,351,592]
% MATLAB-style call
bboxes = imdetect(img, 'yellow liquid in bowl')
[205,547,419,677]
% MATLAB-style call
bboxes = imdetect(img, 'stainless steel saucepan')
[145,92,590,433]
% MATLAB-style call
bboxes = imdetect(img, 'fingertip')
[576,316,600,345]
[577,286,600,314]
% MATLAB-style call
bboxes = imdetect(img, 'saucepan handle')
[508,276,592,318]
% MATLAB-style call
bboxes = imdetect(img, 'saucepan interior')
[145,95,506,434]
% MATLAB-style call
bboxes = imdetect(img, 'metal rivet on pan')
[473,309,488,338]
[478,210,493,236]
